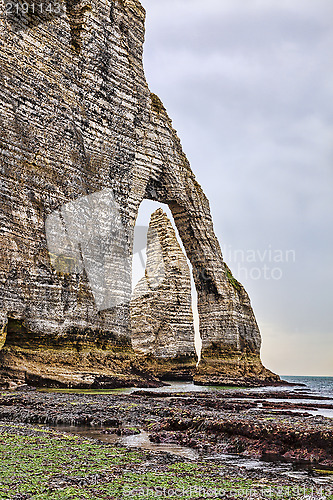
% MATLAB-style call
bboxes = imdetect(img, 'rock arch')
[0,0,278,386]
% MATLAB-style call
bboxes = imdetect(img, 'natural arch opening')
[132,200,202,360]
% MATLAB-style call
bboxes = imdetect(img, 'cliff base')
[194,344,280,387]
[133,354,198,382]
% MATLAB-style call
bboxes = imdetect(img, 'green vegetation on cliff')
[225,264,242,292]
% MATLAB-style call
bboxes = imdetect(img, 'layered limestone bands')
[0,0,278,386]
[0,317,163,389]
[194,265,279,385]
[130,209,197,379]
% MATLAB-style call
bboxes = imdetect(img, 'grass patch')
[225,264,242,292]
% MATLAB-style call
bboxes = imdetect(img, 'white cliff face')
[130,209,196,361]
[0,0,278,386]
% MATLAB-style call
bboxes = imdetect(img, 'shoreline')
[1,385,332,465]
[0,382,332,498]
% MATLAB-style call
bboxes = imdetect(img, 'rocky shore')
[1,386,332,469]
[0,421,332,500]
[0,385,332,498]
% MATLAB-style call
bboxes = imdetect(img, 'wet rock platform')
[0,385,332,472]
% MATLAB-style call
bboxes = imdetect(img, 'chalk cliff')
[0,0,278,387]
[130,209,197,380]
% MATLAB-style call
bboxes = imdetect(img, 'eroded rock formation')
[194,264,279,386]
[0,0,278,387]
[130,209,197,380]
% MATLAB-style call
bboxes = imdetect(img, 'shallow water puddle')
[119,430,199,460]
[49,424,333,486]
[203,453,333,485]
[51,425,199,460]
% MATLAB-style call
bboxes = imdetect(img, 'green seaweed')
[0,423,330,499]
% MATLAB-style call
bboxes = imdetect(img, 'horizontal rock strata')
[130,209,197,379]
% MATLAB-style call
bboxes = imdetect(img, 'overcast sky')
[135,0,333,377]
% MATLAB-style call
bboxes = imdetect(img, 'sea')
[280,375,333,399]
[130,375,333,399]
[44,376,333,399]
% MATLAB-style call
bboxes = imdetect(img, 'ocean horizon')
[281,375,333,398]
